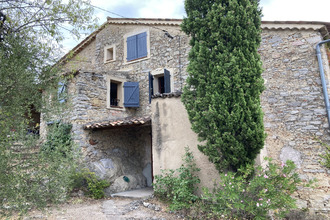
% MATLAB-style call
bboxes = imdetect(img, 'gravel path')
[21,197,181,220]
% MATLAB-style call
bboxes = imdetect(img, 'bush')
[41,122,73,157]
[199,158,314,220]
[319,141,330,169]
[153,147,200,210]
[70,168,110,199]
[0,122,77,217]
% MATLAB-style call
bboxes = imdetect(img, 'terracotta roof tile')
[84,116,151,130]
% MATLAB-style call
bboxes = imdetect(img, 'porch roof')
[83,116,151,130]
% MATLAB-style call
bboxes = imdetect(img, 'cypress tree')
[181,0,265,172]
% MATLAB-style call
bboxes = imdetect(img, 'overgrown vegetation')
[41,122,73,157]
[70,168,110,199]
[153,147,200,210]
[319,141,330,169]
[154,153,314,219]
[181,0,265,172]
[0,0,97,217]
[0,122,77,217]
[199,158,313,219]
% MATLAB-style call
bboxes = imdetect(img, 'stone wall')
[151,27,330,214]
[62,23,190,118]
[84,125,152,194]
[259,29,330,213]
[42,20,329,210]
[63,70,153,193]
[47,23,191,193]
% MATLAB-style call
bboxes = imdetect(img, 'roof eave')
[57,19,330,66]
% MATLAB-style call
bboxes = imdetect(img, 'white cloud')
[89,0,330,23]
[89,0,185,22]
[60,0,330,53]
[137,0,185,18]
[260,0,330,22]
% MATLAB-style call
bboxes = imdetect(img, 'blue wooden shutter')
[123,82,139,107]
[149,72,154,104]
[164,69,171,93]
[127,35,137,61]
[137,32,147,58]
[58,81,66,103]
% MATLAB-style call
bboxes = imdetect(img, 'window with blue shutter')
[123,82,139,107]
[126,35,137,61]
[149,72,153,104]
[164,69,171,93]
[148,69,171,103]
[137,32,147,58]
[126,32,148,61]
[58,81,66,103]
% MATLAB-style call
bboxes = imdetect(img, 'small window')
[109,80,122,108]
[149,69,172,103]
[104,45,116,63]
[149,69,171,92]
[107,76,140,109]
[58,81,67,103]
[126,32,148,62]
[156,76,165,94]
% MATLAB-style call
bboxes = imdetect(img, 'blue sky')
[61,0,330,52]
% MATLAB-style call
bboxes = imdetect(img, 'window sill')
[125,56,149,65]
[108,106,125,111]
[104,59,116,64]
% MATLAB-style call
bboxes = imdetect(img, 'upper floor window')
[104,44,116,63]
[149,69,172,103]
[107,76,140,109]
[110,80,122,107]
[58,81,67,103]
[126,32,148,62]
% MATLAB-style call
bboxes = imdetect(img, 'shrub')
[70,168,110,199]
[153,147,200,210]
[0,122,77,217]
[200,158,314,220]
[319,141,330,169]
[41,122,73,157]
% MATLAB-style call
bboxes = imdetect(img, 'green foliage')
[0,122,77,217]
[1,0,98,44]
[70,169,110,199]
[197,158,314,220]
[319,141,330,169]
[153,148,200,210]
[181,0,266,171]
[0,1,97,217]
[41,122,73,157]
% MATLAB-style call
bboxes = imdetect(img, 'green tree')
[0,0,97,216]
[181,0,265,172]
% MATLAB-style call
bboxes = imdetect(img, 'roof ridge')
[58,19,330,65]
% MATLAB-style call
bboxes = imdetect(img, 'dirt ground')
[16,197,183,220]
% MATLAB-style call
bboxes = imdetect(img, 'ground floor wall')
[151,97,221,194]
[151,96,329,214]
[258,29,330,213]
[72,123,152,194]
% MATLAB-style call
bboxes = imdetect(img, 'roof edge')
[57,20,109,65]
[58,19,330,65]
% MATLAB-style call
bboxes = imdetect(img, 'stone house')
[41,18,330,213]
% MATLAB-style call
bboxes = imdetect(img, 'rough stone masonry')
[41,19,330,214]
